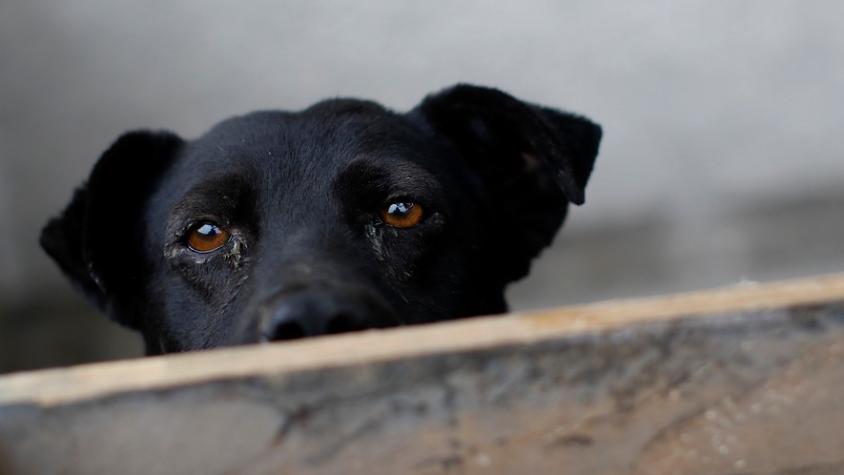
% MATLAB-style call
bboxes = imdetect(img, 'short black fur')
[41,84,602,354]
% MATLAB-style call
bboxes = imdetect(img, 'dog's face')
[41,85,601,354]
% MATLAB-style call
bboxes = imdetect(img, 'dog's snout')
[260,290,387,342]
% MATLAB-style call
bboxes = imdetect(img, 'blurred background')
[1,1,842,373]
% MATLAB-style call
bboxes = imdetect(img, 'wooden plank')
[1,274,843,475]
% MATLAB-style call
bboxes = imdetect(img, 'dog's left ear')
[40,130,184,328]
[414,84,602,282]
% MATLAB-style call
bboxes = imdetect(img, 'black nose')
[260,290,386,342]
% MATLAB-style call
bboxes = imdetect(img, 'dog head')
[41,84,602,353]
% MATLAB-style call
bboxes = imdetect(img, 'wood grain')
[1,274,843,474]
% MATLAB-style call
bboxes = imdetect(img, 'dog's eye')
[381,202,424,228]
[186,222,230,253]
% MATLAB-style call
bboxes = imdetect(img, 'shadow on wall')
[511,184,844,309]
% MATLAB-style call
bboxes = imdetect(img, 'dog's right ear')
[40,131,183,328]
[413,84,601,284]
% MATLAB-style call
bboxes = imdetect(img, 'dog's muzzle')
[257,284,396,342]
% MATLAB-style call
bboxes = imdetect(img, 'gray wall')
[1,1,843,372]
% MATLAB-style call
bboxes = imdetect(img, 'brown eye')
[381,202,424,228]
[186,222,230,253]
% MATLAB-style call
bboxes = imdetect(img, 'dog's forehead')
[155,100,445,215]
[185,100,418,168]
[164,100,446,201]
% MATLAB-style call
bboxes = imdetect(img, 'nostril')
[259,290,385,342]
[269,320,307,341]
[325,313,362,335]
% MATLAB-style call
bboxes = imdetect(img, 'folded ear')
[40,130,183,328]
[414,84,602,282]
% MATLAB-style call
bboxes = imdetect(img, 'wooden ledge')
[3,273,844,406]
[1,274,844,474]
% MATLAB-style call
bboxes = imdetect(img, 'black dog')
[41,84,602,354]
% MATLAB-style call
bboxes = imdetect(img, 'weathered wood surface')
[1,274,844,475]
